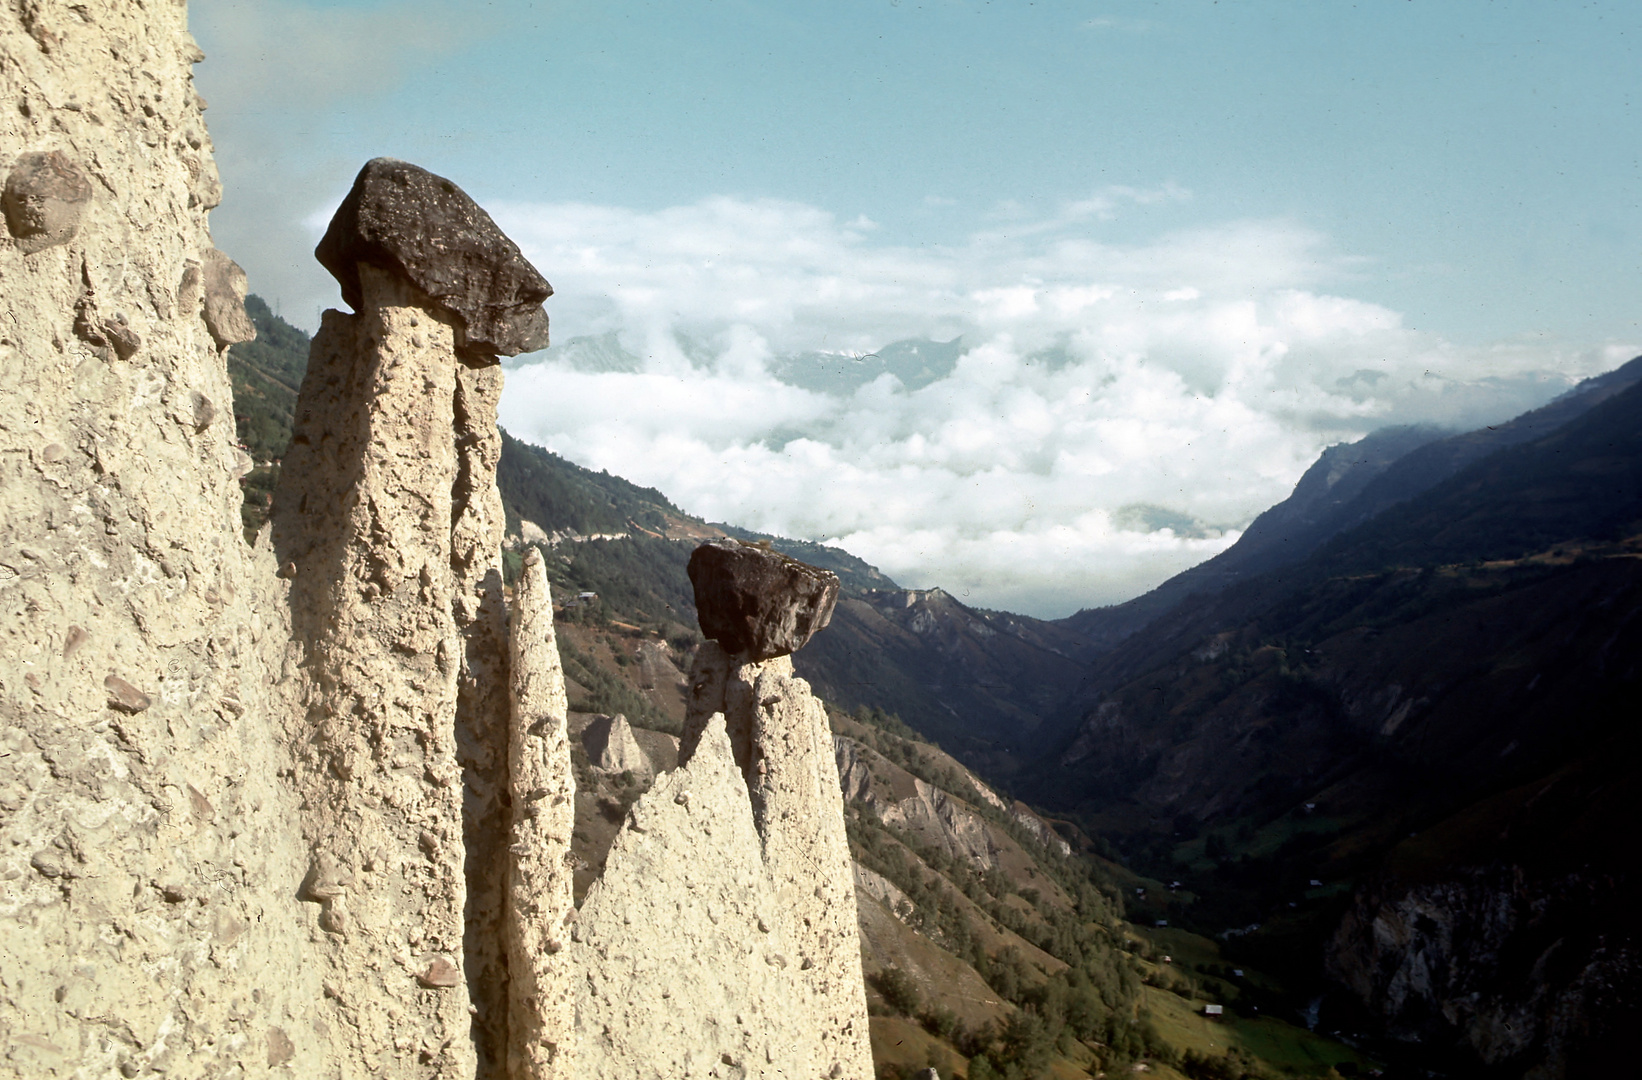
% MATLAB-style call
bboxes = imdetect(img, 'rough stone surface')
[200,247,256,349]
[508,549,576,1080]
[569,637,872,1078]
[582,712,652,780]
[836,736,1009,869]
[674,640,875,1078]
[451,330,516,1074]
[1328,865,1640,1079]
[0,3,322,1075]
[632,639,685,691]
[853,860,914,921]
[688,540,841,661]
[316,157,552,358]
[272,264,484,1076]
[573,714,777,1078]
[3,149,91,253]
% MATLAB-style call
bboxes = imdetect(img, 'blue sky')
[193,0,1640,615]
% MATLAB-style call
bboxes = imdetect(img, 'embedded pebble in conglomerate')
[202,248,257,348]
[3,150,92,253]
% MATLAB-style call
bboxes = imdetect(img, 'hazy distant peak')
[529,330,644,373]
[770,335,966,393]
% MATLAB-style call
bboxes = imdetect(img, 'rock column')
[275,266,478,1076]
[569,540,871,1077]
[273,158,551,1078]
[679,541,875,1079]
[452,352,517,1073]
[506,549,576,1080]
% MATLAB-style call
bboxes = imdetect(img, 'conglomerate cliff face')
[1,7,872,1078]
[0,2,327,1076]
[272,262,487,1076]
[662,643,874,1080]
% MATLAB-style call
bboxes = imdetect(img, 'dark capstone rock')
[201,248,256,349]
[687,540,840,661]
[3,150,92,253]
[315,158,551,358]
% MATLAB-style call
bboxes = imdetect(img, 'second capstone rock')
[687,540,840,661]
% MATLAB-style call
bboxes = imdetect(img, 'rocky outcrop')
[267,158,874,1080]
[647,622,872,1078]
[853,861,914,922]
[632,639,685,692]
[271,258,486,1074]
[836,736,1062,874]
[562,549,872,1077]
[201,247,257,350]
[507,549,576,1080]
[571,713,787,1078]
[1009,801,1072,857]
[1,3,323,1075]
[272,154,547,1075]
[1329,865,1639,1079]
[837,736,1003,868]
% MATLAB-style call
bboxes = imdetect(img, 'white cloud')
[483,195,1627,617]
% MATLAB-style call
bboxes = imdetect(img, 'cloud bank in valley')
[490,193,1628,618]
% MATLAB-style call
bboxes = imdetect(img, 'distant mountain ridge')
[525,329,970,394]
[1062,355,1642,649]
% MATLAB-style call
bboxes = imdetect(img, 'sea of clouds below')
[486,194,1626,619]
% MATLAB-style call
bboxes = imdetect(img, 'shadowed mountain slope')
[1023,369,1642,1079]
[1062,355,1642,651]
